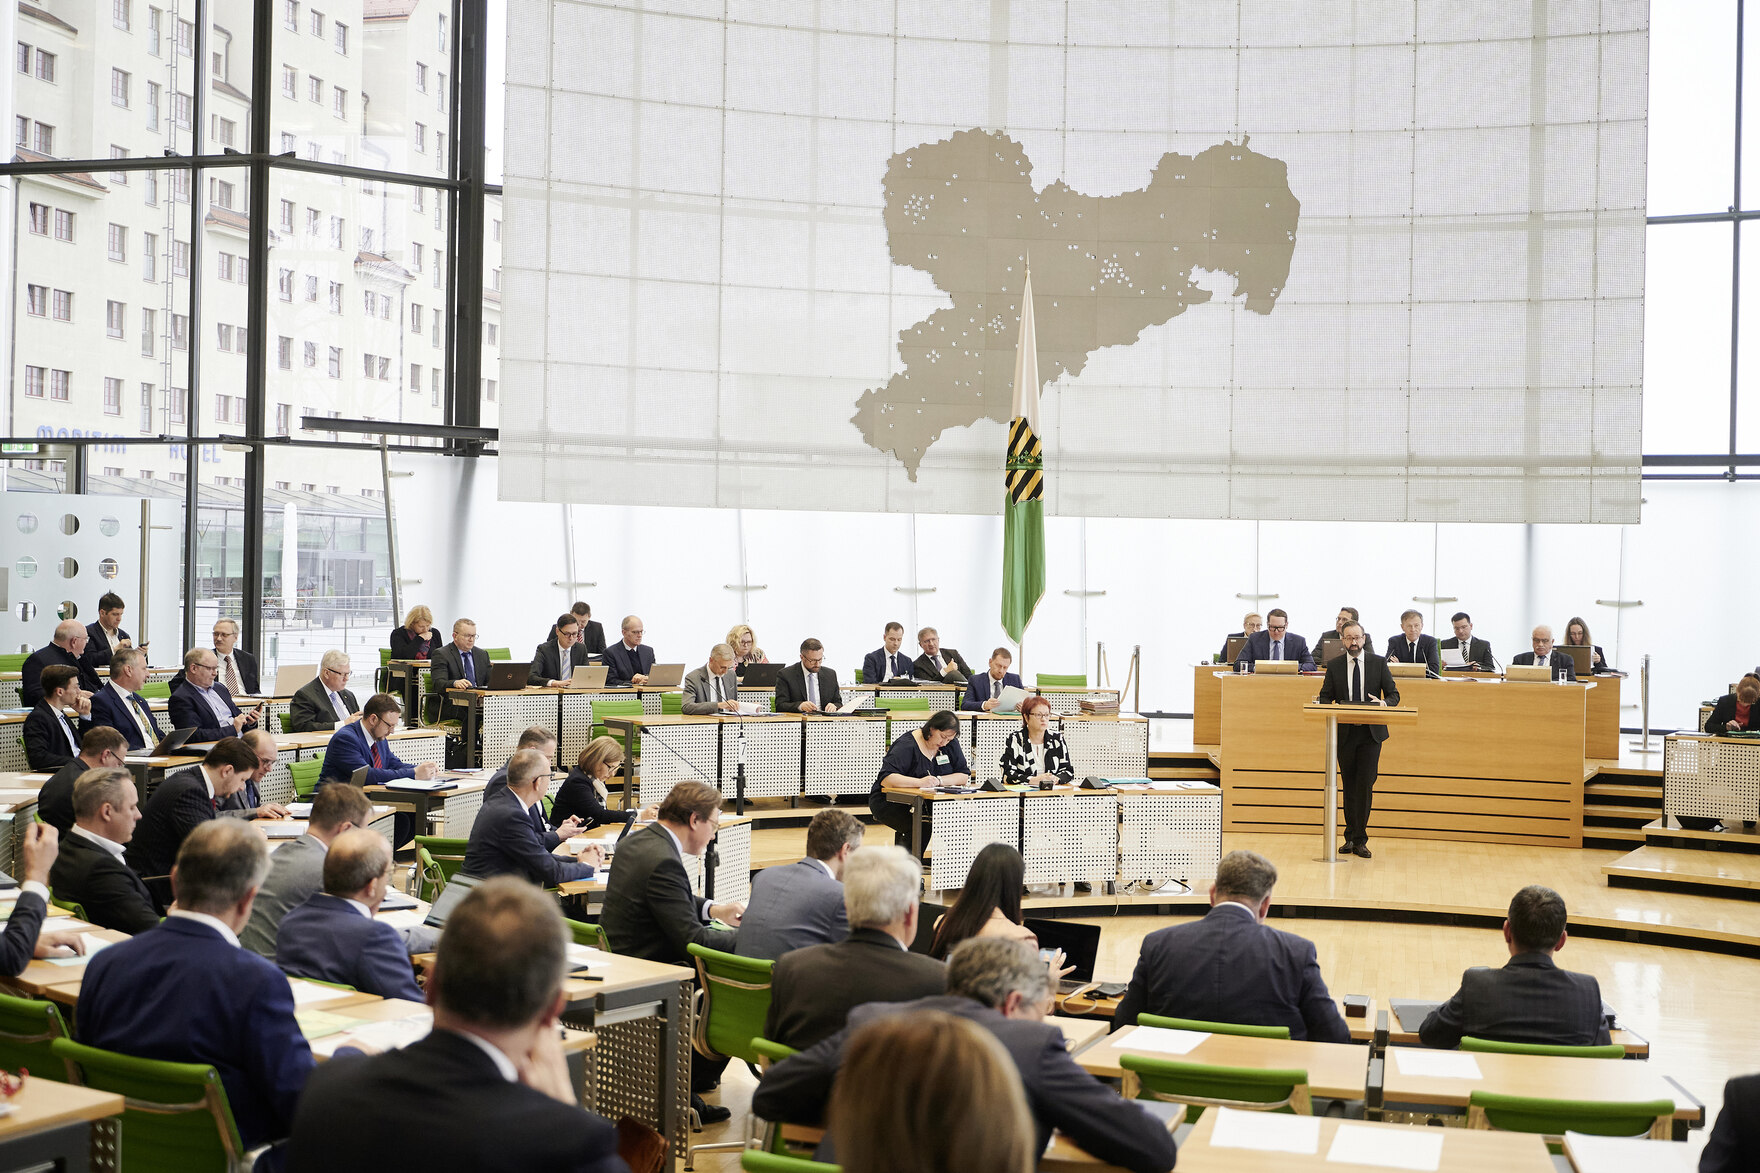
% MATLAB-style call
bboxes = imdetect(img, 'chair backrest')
[379,648,394,666]
[413,836,470,889]
[414,845,445,903]
[482,647,512,662]
[592,698,646,747]
[1467,1090,1674,1140]
[49,893,88,921]
[687,943,775,1066]
[53,1037,248,1170]
[1136,1013,1290,1039]
[140,681,171,699]
[750,1037,798,1067]
[0,990,74,1082]
[741,1150,837,1173]
[853,669,864,684]
[660,691,684,716]
[286,759,324,799]
[1036,673,1088,687]
[1119,1053,1311,1119]
[278,713,293,733]
[873,697,929,712]
[1460,1036,1625,1060]
[565,917,612,952]
[0,653,28,672]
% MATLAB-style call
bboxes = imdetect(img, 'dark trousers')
[1337,728,1382,846]
[868,788,922,851]
[692,1050,731,1094]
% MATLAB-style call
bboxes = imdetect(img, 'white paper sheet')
[1391,1049,1482,1079]
[289,980,356,1005]
[565,943,612,970]
[374,909,427,930]
[1207,1106,1321,1154]
[1440,646,1466,667]
[258,822,306,838]
[1563,1132,1698,1173]
[1325,1122,1444,1170]
[44,933,114,967]
[285,803,314,817]
[1109,1026,1210,1055]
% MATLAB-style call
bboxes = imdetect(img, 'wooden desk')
[36,966,380,1015]
[1193,666,1224,744]
[1079,1024,1369,1101]
[0,1078,124,1173]
[1563,1131,1698,1173]
[1382,1045,1702,1133]
[1041,1104,1183,1172]
[1054,1016,1111,1056]
[3,930,130,997]
[1146,1108,1554,1172]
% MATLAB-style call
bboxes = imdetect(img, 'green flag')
[1002,266,1045,644]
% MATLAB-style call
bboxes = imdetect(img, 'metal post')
[1628,654,1660,754]
[380,436,402,627]
[1320,712,1340,862]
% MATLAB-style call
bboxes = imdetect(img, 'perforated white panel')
[0,728,26,772]
[639,725,720,806]
[927,797,1020,892]
[1665,734,1760,823]
[726,720,801,799]
[804,716,890,797]
[481,694,561,770]
[710,823,752,905]
[736,687,777,713]
[0,683,20,709]
[1699,705,1712,733]
[259,745,300,806]
[391,733,447,769]
[558,694,596,771]
[637,691,669,717]
[366,810,397,846]
[438,788,487,840]
[965,717,1016,780]
[1059,720,1148,777]
[1022,792,1117,884]
[1038,690,1120,716]
[1118,793,1223,887]
[255,700,293,733]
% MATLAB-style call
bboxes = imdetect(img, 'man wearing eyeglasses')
[1238,608,1315,670]
[604,615,656,688]
[168,648,264,743]
[287,651,362,732]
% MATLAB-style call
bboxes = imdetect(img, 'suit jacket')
[1510,651,1578,681]
[37,760,85,835]
[756,995,1177,1173]
[579,619,608,655]
[1701,1072,1760,1173]
[126,765,217,877]
[775,664,843,714]
[1114,903,1351,1043]
[861,647,914,684]
[431,642,491,691]
[80,622,132,672]
[961,670,1025,711]
[599,822,736,964]
[1240,630,1315,670]
[1417,952,1610,1048]
[276,893,422,1001]
[241,833,326,958]
[287,677,359,733]
[20,643,100,707]
[1385,632,1440,674]
[911,647,972,682]
[734,858,848,961]
[168,680,255,743]
[1439,635,1495,670]
[388,626,439,661]
[1315,651,1401,741]
[0,890,48,977]
[681,665,741,715]
[1705,694,1760,734]
[287,1028,628,1173]
[49,830,161,934]
[78,916,315,1149]
[23,701,88,772]
[320,720,416,787]
[88,683,164,751]
[551,769,631,831]
[170,650,262,697]
[1000,728,1075,786]
[762,927,945,1049]
[528,640,590,688]
[462,788,595,887]
[603,642,656,688]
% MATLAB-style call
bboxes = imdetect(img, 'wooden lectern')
[1301,702,1420,862]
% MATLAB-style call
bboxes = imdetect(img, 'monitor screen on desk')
[1557,644,1592,675]
[1224,635,1248,665]
[1254,660,1300,675]
[1317,637,1344,666]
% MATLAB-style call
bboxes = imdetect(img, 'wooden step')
[1583,826,1649,845]
[1642,818,1760,852]
[1604,845,1760,899]
[1584,782,1662,799]
[1583,804,1662,821]
[1147,765,1220,781]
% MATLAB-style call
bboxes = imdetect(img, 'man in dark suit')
[276,829,423,1000]
[1385,609,1440,674]
[1419,885,1612,1049]
[603,615,656,687]
[763,844,945,1047]
[87,647,164,752]
[1701,1072,1760,1173]
[1315,605,1373,654]
[126,737,257,880]
[911,627,972,683]
[736,809,862,961]
[77,820,316,1153]
[1240,608,1316,670]
[1315,620,1400,857]
[776,638,844,714]
[20,620,100,707]
[23,665,91,771]
[432,618,492,691]
[462,750,602,887]
[169,647,263,742]
[1114,850,1350,1042]
[319,692,442,788]
[50,766,162,934]
[287,877,626,1173]
[223,730,291,820]
[569,602,608,656]
[961,648,1026,711]
[862,622,915,684]
[165,619,260,696]
[757,938,1178,1173]
[81,591,139,674]
[38,727,129,835]
[528,612,591,688]
[0,822,87,971]
[286,651,361,732]
[1440,611,1496,671]
[1510,625,1578,680]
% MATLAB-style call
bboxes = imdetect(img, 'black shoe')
[691,1094,732,1127]
[1352,843,1372,859]
[1339,844,1355,858]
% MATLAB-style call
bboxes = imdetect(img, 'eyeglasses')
[1267,624,1288,633]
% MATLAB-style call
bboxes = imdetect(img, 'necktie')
[58,712,78,753]
[713,675,723,704]
[807,670,818,706]
[1351,658,1362,703]
[210,797,218,812]
[463,652,476,685]
[1273,640,1282,661]
[224,654,241,695]
[1538,655,1547,670]
[370,740,383,769]
[130,693,155,744]
[330,690,350,722]
[934,654,945,674]
[1409,640,1416,661]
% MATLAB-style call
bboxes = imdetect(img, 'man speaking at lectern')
[1316,621,1398,859]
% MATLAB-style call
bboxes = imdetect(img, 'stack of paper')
[1110,1026,1210,1055]
[1207,1107,1321,1154]
[565,943,613,970]
[1391,1049,1482,1079]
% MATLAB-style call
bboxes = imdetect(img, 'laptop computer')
[1389,662,1428,678]
[1254,660,1300,675]
[739,663,782,688]
[1557,644,1592,675]
[485,662,528,690]
[1316,637,1345,666]
[644,663,686,688]
[1023,918,1127,997]
[422,872,484,928]
[1224,635,1249,665]
[129,726,197,759]
[1504,665,1554,683]
[568,664,609,688]
[272,662,320,696]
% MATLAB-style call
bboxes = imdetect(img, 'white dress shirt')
[73,824,129,860]
[454,1030,519,1082]
[110,680,156,746]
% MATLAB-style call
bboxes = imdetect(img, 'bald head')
[322,828,394,907]
[53,619,83,646]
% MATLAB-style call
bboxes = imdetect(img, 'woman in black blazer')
[1706,676,1760,734]
[999,696,1074,786]
[1562,617,1609,673]
[388,605,440,661]
[551,736,658,830]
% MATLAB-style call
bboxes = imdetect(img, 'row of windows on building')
[280,1,353,54]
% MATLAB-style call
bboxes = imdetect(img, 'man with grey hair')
[682,644,742,714]
[287,877,625,1171]
[274,828,423,1000]
[1114,849,1349,1041]
[169,645,263,742]
[462,748,602,886]
[604,614,655,687]
[912,626,972,683]
[20,618,99,706]
[763,844,946,1049]
[77,820,316,1153]
[50,766,160,934]
[757,937,1179,1173]
[87,645,165,752]
[286,649,362,732]
[1511,624,1578,681]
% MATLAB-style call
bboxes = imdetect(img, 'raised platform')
[1604,844,1760,902]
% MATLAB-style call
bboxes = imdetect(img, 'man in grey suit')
[682,644,742,715]
[286,651,362,733]
[735,810,862,960]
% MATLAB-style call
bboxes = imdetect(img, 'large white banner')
[500,1,1646,523]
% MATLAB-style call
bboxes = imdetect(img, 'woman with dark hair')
[1000,696,1074,786]
[1706,675,1760,734]
[552,735,659,830]
[1562,616,1609,673]
[869,709,970,843]
[930,842,1034,959]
